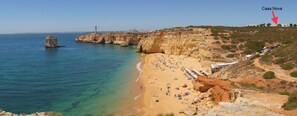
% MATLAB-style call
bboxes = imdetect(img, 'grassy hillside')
[261,41,297,67]
[202,26,297,67]
[209,27,297,52]
[198,26,297,111]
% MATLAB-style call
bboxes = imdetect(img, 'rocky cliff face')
[204,89,290,116]
[75,32,147,46]
[136,27,229,61]
[45,35,60,48]
[75,27,237,61]
[192,76,233,104]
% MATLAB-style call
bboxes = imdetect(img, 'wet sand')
[113,55,145,115]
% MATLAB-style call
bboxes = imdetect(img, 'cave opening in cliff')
[139,46,143,53]
[101,38,105,44]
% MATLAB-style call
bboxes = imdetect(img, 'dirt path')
[253,58,296,82]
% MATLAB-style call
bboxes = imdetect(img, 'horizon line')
[2,24,287,35]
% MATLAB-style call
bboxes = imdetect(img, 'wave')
[136,62,143,72]
[134,94,142,100]
[135,62,143,82]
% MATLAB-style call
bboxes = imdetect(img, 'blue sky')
[0,0,296,34]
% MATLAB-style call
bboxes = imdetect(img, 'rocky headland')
[76,27,238,62]
[75,32,147,46]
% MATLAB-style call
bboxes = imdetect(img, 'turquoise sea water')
[0,33,139,115]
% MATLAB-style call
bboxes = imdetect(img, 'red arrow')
[271,10,278,24]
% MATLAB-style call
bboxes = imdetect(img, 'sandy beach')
[137,53,213,115]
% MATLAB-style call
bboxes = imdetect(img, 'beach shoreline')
[113,54,145,115]
[135,55,146,115]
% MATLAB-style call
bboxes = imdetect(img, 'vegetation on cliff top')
[279,91,291,96]
[261,41,297,68]
[263,71,275,79]
[209,26,297,45]
[282,92,297,110]
[290,71,297,78]
[206,26,297,69]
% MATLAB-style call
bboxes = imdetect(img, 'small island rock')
[45,35,60,48]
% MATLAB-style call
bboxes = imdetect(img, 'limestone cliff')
[192,76,233,104]
[136,27,232,61]
[75,32,147,46]
[75,27,238,62]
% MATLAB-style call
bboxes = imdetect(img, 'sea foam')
[135,62,143,81]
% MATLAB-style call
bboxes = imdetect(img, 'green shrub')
[214,41,221,44]
[221,45,231,50]
[257,86,264,90]
[290,71,297,78]
[165,113,174,116]
[157,113,174,116]
[281,63,294,70]
[211,30,219,36]
[273,46,290,57]
[281,38,293,44]
[157,114,163,116]
[222,36,229,40]
[244,41,265,53]
[263,71,275,79]
[229,45,237,49]
[279,91,291,96]
[231,40,238,44]
[282,92,297,110]
[226,54,234,58]
[261,54,272,62]
[243,49,253,54]
[240,83,258,88]
[274,58,286,64]
[221,45,237,52]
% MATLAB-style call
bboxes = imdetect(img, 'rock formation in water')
[45,35,60,48]
[75,32,147,46]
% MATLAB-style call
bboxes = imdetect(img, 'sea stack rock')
[45,35,60,48]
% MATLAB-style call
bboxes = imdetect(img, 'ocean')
[0,33,139,115]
